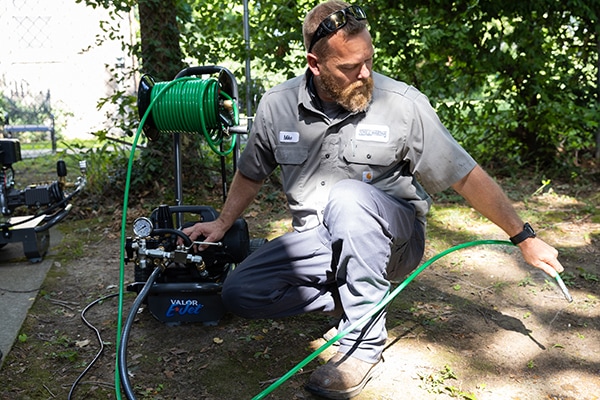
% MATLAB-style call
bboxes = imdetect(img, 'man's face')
[319,65,374,113]
[313,29,375,113]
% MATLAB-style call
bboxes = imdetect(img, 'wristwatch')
[509,223,536,245]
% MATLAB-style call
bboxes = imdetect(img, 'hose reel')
[137,66,240,156]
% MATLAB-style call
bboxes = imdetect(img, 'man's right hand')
[178,171,264,250]
[180,219,229,250]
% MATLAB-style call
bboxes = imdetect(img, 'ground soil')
[0,173,599,400]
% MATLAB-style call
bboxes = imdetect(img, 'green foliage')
[76,0,598,186]
[178,0,310,114]
[370,0,598,169]
[62,140,133,198]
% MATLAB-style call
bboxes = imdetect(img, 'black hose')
[68,293,119,400]
[151,228,193,247]
[117,266,162,400]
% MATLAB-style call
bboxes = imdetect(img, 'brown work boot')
[306,352,382,399]
[322,326,340,345]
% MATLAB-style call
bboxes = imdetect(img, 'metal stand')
[170,66,241,227]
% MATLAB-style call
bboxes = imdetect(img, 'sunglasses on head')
[308,5,367,53]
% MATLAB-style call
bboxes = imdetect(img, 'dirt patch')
[0,177,599,400]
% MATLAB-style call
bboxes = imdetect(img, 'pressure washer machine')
[0,138,87,262]
[112,65,270,400]
[123,65,261,326]
[124,204,251,325]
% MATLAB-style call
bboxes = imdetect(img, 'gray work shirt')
[238,70,477,231]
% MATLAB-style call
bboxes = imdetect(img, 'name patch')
[356,124,389,143]
[279,131,300,143]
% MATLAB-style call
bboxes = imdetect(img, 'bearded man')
[183,1,563,398]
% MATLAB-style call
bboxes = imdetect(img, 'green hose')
[116,75,241,399]
[251,239,571,400]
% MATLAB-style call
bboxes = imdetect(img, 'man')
[183,1,564,398]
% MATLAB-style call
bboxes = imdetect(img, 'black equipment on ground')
[118,65,267,400]
[0,139,86,262]
[125,204,254,325]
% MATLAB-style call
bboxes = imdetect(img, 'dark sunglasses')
[308,5,367,53]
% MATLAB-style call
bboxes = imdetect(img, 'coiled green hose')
[151,77,238,156]
[116,75,241,399]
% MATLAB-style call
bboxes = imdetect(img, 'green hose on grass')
[250,239,572,400]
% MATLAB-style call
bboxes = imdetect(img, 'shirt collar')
[300,69,323,112]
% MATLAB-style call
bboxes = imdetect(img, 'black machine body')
[125,204,258,325]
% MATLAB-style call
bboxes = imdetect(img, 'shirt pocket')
[274,145,309,165]
[342,142,398,166]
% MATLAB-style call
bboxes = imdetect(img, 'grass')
[13,146,94,195]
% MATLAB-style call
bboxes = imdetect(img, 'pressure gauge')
[132,217,154,237]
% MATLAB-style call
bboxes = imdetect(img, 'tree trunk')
[138,0,185,80]
[137,0,189,191]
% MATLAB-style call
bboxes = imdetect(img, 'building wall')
[0,0,135,139]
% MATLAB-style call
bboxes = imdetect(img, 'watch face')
[133,217,154,237]
[525,223,536,235]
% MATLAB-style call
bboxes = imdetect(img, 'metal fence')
[1,0,58,152]
[1,0,134,146]
[1,81,56,152]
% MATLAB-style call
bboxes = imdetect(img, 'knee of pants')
[326,180,377,221]
[328,179,372,205]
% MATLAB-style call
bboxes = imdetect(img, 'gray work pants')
[222,179,425,363]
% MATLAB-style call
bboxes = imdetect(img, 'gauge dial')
[132,217,153,237]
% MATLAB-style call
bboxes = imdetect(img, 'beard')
[319,72,374,113]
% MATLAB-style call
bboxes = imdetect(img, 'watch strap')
[509,223,536,245]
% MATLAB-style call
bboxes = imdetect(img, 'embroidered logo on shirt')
[356,124,390,143]
[362,171,373,182]
[279,131,300,143]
